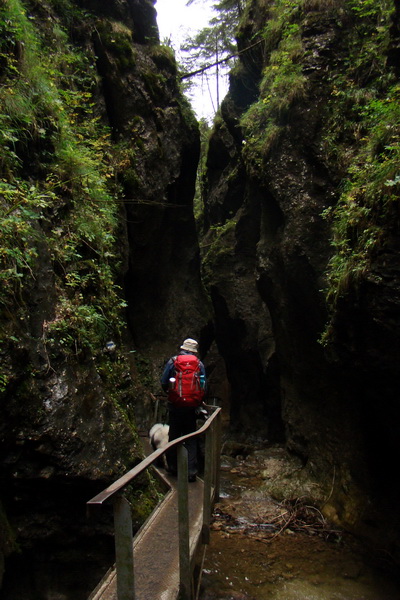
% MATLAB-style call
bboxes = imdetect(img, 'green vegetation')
[240,0,306,172]
[320,0,398,342]
[181,0,242,111]
[148,43,176,72]
[322,85,400,301]
[193,118,211,225]
[96,20,136,71]
[237,0,399,343]
[0,0,197,554]
[0,0,126,365]
[133,352,154,389]
[201,218,237,288]
[127,474,165,527]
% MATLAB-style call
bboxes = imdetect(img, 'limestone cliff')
[0,0,208,595]
[202,0,400,557]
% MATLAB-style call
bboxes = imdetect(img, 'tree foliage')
[180,0,242,107]
[183,0,242,68]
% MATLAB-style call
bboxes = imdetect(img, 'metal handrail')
[87,405,222,600]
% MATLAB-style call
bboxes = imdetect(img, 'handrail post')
[113,494,135,600]
[214,410,222,502]
[211,419,217,490]
[177,444,191,600]
[202,425,213,545]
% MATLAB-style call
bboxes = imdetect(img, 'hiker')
[161,338,206,482]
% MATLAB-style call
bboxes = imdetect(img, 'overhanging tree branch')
[179,38,264,80]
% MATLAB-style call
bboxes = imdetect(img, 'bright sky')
[156,0,212,44]
[155,0,229,121]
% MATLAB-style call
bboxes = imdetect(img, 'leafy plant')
[318,0,399,343]
[231,0,398,346]
[240,1,306,173]
[322,89,400,304]
[0,181,54,305]
[0,0,128,362]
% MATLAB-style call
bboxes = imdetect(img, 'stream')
[198,445,400,600]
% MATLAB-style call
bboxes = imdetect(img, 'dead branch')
[180,38,265,80]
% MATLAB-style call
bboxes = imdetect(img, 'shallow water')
[199,450,400,600]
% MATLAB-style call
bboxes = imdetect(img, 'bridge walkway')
[87,406,222,600]
[89,471,205,600]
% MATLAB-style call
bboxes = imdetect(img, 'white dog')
[149,424,169,468]
[149,423,169,450]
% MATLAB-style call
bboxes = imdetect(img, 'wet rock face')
[122,102,207,352]
[202,0,400,551]
[79,0,159,44]
[87,0,210,355]
[0,0,206,595]
[0,349,138,597]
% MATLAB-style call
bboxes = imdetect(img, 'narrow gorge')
[1,0,400,597]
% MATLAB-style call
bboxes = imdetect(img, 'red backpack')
[168,354,204,407]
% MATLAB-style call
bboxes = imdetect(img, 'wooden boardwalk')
[87,407,222,600]
[88,452,207,600]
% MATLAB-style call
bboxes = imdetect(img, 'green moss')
[96,352,139,427]
[234,0,398,345]
[127,472,165,528]
[240,1,306,175]
[142,70,167,102]
[47,0,84,25]
[148,44,177,73]
[201,219,237,288]
[122,168,141,192]
[133,353,154,389]
[0,0,127,360]
[177,91,199,134]
[97,20,136,71]
[193,118,211,225]
[319,0,399,343]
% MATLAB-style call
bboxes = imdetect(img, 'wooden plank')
[88,475,204,600]
[87,409,222,600]
[177,446,190,600]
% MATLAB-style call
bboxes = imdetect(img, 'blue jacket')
[161,350,206,392]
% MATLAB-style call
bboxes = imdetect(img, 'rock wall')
[0,0,209,596]
[201,0,400,558]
